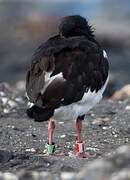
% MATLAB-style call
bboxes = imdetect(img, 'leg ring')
[47,142,55,154]
[76,141,85,153]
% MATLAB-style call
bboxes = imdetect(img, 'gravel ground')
[0,85,130,174]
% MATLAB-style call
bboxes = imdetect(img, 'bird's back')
[26,35,109,121]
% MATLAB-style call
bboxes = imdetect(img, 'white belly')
[53,76,109,121]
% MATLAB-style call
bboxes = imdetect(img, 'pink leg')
[48,120,55,145]
[43,120,64,157]
[76,118,82,143]
[70,118,95,158]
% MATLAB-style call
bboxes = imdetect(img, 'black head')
[59,15,94,39]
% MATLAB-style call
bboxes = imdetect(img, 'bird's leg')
[70,118,94,158]
[76,118,82,143]
[43,120,64,156]
[48,119,55,145]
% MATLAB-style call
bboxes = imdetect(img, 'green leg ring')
[47,143,55,154]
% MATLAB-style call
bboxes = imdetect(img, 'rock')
[15,81,25,92]
[61,172,76,180]
[77,160,113,180]
[76,145,130,180]
[0,150,13,163]
[0,91,6,97]
[0,172,17,180]
[125,106,130,110]
[25,148,36,153]
[18,170,40,180]
[39,171,51,179]
[1,97,8,105]
[111,84,130,101]
[8,100,17,109]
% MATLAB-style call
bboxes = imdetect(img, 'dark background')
[0,0,130,90]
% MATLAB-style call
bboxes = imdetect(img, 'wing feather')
[26,36,109,111]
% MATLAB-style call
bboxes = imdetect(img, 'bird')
[26,15,109,158]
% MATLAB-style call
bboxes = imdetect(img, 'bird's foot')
[69,141,96,158]
[42,143,64,157]
[69,152,95,158]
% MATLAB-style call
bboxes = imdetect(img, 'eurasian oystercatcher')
[26,15,109,158]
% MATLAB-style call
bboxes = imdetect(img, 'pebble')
[111,131,116,135]
[0,91,6,97]
[61,172,76,180]
[90,113,95,117]
[61,134,66,138]
[40,172,51,179]
[3,173,18,180]
[125,137,129,143]
[102,126,108,130]
[8,100,17,108]
[43,149,47,154]
[86,147,99,152]
[0,83,26,114]
[58,121,64,124]
[125,105,130,110]
[15,80,25,91]
[1,97,8,105]
[0,150,13,163]
[25,148,36,152]
[3,109,10,113]
[15,97,25,104]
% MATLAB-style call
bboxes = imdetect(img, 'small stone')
[2,172,18,180]
[125,106,130,110]
[58,121,64,124]
[15,97,24,104]
[0,150,13,163]
[40,172,51,179]
[102,127,108,130]
[114,134,118,138]
[1,97,8,105]
[91,113,95,117]
[111,169,130,180]
[8,100,17,108]
[68,151,73,155]
[94,118,110,123]
[111,131,116,135]
[43,149,47,154]
[86,147,99,152]
[125,137,129,143]
[0,91,6,97]
[18,170,39,180]
[25,148,36,152]
[61,134,66,138]
[61,172,76,180]
[111,84,130,101]
[15,80,25,91]
[3,108,10,113]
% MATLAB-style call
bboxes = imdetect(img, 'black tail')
[26,105,54,122]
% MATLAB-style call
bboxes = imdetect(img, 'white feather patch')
[41,72,63,95]
[28,102,34,108]
[103,50,108,59]
[53,75,109,121]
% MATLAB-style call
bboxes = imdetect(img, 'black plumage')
[26,15,109,122]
